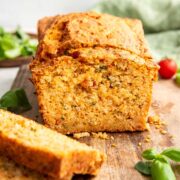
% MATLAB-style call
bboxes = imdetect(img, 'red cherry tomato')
[158,58,177,79]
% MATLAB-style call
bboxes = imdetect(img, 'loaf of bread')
[0,109,105,179]
[30,12,158,134]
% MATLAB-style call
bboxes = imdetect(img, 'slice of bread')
[0,155,47,180]
[0,109,105,179]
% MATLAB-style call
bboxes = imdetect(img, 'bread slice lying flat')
[0,155,48,180]
[0,109,105,179]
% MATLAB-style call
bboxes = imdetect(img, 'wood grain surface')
[11,65,180,180]
[0,56,32,67]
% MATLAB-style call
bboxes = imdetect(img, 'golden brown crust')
[37,12,152,60]
[37,16,57,41]
[0,110,105,179]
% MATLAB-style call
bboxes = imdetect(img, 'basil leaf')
[15,26,29,41]
[162,147,180,162]
[0,46,5,59]
[135,161,151,176]
[151,159,176,180]
[177,62,180,73]
[175,73,180,86]
[142,148,157,160]
[21,45,34,56]
[0,26,4,36]
[0,26,37,60]
[0,89,31,113]
[0,34,18,50]
[4,48,21,59]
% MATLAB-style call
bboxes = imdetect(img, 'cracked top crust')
[37,12,152,59]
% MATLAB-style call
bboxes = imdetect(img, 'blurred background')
[0,0,99,33]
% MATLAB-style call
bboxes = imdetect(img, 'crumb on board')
[136,115,175,148]
[111,136,114,140]
[155,125,160,129]
[147,115,174,139]
[169,134,174,139]
[73,132,109,140]
[137,134,152,147]
[144,137,151,143]
[148,115,161,125]
[111,143,117,147]
[151,100,160,108]
[160,130,167,135]
[92,132,109,140]
[148,115,167,132]
[148,115,166,127]
[73,132,90,139]
[161,121,167,125]
[146,135,150,139]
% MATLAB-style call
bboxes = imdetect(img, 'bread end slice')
[0,109,105,179]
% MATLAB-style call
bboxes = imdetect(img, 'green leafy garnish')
[135,161,151,175]
[175,73,180,86]
[162,147,180,162]
[0,88,31,113]
[142,148,157,160]
[151,159,176,180]
[135,147,180,180]
[15,26,29,40]
[0,26,37,60]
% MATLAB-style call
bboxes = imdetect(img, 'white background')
[0,0,100,96]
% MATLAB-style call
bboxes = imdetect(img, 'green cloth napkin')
[91,0,180,62]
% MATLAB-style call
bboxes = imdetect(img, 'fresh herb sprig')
[0,88,31,113]
[0,26,37,60]
[135,147,180,180]
[175,62,180,85]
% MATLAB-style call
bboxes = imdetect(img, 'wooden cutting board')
[11,65,180,180]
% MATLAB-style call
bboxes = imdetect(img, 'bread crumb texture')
[73,132,109,140]
[30,12,158,134]
[92,132,109,140]
[0,109,105,179]
[73,132,90,139]
[0,155,48,180]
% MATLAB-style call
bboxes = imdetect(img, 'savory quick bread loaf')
[0,109,105,179]
[30,12,158,134]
